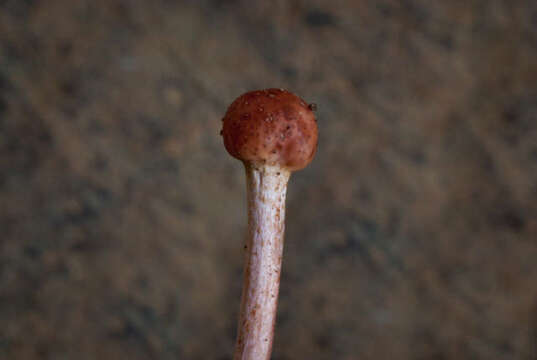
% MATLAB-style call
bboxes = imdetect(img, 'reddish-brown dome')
[221,89,318,171]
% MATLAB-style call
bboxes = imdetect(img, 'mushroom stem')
[234,162,291,360]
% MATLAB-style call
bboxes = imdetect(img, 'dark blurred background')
[1,1,536,359]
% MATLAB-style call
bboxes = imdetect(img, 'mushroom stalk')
[234,163,290,360]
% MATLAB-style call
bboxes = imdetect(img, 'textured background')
[1,1,537,359]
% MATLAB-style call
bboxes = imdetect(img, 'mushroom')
[221,89,318,360]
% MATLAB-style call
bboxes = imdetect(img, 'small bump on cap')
[221,89,318,171]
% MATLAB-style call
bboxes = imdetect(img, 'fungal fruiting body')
[221,89,318,360]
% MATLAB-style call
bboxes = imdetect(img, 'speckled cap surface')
[221,89,318,171]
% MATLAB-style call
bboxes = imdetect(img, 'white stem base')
[233,163,291,360]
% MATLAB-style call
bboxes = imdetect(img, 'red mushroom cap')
[221,89,318,171]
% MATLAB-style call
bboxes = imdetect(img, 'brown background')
[1,1,537,359]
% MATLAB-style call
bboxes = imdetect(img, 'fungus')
[221,88,318,360]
